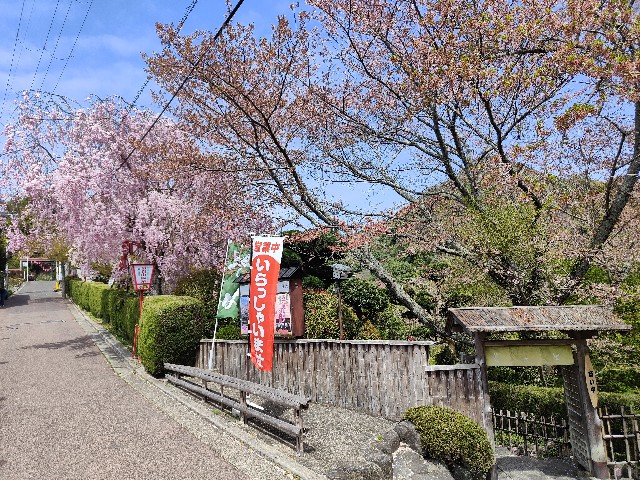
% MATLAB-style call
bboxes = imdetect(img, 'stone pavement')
[0,280,315,480]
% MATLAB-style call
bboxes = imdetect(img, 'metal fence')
[492,409,571,458]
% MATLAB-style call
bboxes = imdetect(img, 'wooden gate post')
[474,332,498,480]
[574,338,609,479]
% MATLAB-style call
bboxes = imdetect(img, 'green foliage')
[433,345,459,365]
[489,381,567,419]
[372,306,410,340]
[597,367,640,393]
[356,320,382,340]
[488,365,562,388]
[66,278,139,345]
[599,391,640,411]
[590,293,640,392]
[173,268,220,304]
[215,323,242,340]
[303,290,361,339]
[137,295,209,376]
[281,230,342,286]
[490,381,640,418]
[340,278,389,320]
[91,263,112,284]
[302,275,325,290]
[404,405,495,479]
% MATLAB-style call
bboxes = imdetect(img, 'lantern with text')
[131,263,154,361]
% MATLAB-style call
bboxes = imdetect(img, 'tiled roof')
[448,305,630,334]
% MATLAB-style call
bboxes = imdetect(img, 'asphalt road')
[0,281,252,479]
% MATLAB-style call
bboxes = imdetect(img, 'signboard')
[485,345,574,367]
[584,353,598,409]
[248,236,284,372]
[240,281,293,336]
[216,242,251,319]
[131,264,154,291]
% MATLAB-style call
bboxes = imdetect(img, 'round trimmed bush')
[404,405,494,479]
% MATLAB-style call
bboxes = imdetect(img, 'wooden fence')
[600,406,640,479]
[196,339,485,421]
[492,410,571,458]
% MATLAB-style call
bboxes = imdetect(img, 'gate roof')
[448,305,630,334]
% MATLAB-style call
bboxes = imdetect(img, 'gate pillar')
[563,338,609,479]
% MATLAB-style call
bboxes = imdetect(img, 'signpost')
[131,263,154,361]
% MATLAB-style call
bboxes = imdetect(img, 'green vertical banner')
[216,241,251,319]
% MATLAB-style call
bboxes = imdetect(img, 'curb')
[66,301,327,480]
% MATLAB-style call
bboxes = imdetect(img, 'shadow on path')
[21,335,95,352]
[1,294,30,308]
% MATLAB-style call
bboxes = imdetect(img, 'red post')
[132,290,144,361]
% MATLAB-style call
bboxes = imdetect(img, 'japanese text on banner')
[248,236,284,372]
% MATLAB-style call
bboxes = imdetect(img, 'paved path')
[0,281,293,480]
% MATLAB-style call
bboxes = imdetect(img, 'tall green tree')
[146,0,640,337]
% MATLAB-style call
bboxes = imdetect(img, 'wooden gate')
[563,363,592,468]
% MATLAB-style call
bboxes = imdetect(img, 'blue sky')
[0,0,404,219]
[0,0,293,128]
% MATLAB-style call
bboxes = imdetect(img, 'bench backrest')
[164,363,309,409]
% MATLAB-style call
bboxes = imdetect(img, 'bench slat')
[164,363,309,408]
[167,375,302,437]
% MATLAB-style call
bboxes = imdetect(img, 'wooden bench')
[164,363,309,453]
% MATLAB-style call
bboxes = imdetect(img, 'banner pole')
[209,239,232,370]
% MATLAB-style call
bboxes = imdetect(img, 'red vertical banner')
[249,235,284,372]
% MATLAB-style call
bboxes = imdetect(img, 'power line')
[52,0,94,93]
[39,0,75,90]
[128,0,200,110]
[1,0,27,121]
[29,0,62,91]
[118,0,246,170]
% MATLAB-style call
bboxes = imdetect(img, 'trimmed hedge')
[137,295,210,376]
[489,381,567,419]
[404,405,495,479]
[66,278,139,345]
[489,381,640,418]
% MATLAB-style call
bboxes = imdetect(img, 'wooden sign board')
[485,345,574,367]
[584,353,598,409]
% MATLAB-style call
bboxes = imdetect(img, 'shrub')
[404,405,495,479]
[303,290,361,339]
[66,278,139,345]
[215,323,242,340]
[489,381,566,419]
[356,320,382,340]
[172,269,220,304]
[340,278,389,320]
[490,381,640,418]
[372,305,410,340]
[137,295,207,376]
[302,275,325,290]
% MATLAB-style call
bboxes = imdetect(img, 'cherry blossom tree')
[1,93,269,290]
[144,0,639,335]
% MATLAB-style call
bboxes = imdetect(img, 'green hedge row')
[490,381,640,419]
[66,278,209,376]
[138,295,211,376]
[66,278,140,345]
